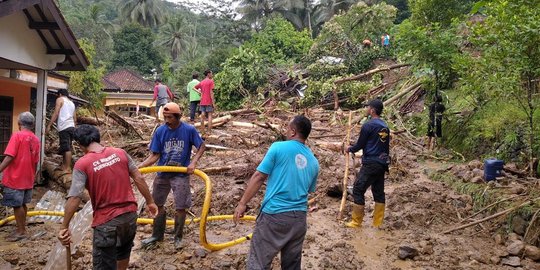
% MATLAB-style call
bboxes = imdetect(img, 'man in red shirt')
[58,124,157,270]
[195,70,215,133]
[0,112,40,241]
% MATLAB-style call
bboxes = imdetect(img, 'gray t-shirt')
[68,150,137,198]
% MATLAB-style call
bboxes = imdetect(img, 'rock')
[511,216,528,236]
[501,256,521,267]
[508,233,521,241]
[194,248,208,258]
[162,264,177,270]
[471,176,484,183]
[471,253,489,264]
[490,256,501,265]
[494,234,504,245]
[523,245,540,261]
[419,241,434,255]
[506,240,525,255]
[3,255,18,265]
[463,171,474,181]
[468,160,483,169]
[472,168,484,178]
[398,246,419,260]
[335,241,346,248]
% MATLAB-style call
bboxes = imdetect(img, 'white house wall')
[0,12,65,70]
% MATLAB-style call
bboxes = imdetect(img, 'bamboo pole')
[443,197,540,234]
[338,111,353,220]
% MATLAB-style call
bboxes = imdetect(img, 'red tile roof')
[102,68,154,93]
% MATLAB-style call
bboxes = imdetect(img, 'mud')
[1,109,539,269]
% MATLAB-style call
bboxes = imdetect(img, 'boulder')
[468,160,483,170]
[511,216,528,236]
[506,240,525,256]
[523,245,540,261]
[472,168,484,178]
[398,246,419,260]
[500,256,521,267]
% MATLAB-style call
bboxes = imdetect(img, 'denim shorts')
[200,105,214,113]
[2,187,32,207]
[152,175,191,210]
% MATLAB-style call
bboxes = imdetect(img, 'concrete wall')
[0,79,31,132]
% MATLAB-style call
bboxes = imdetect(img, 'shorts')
[58,127,74,154]
[92,212,137,269]
[200,105,214,113]
[156,103,166,113]
[2,187,32,207]
[152,175,191,210]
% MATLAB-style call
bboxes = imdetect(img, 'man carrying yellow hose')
[345,99,390,228]
[58,124,158,270]
[234,115,319,270]
[138,102,206,250]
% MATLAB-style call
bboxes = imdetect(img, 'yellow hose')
[138,166,256,251]
[0,166,256,251]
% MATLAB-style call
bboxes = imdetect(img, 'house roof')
[102,69,154,93]
[0,0,89,71]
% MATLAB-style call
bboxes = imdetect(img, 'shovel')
[66,244,72,270]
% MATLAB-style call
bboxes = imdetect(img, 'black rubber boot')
[173,214,186,250]
[141,213,166,249]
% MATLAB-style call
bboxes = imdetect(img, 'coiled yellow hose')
[0,166,256,251]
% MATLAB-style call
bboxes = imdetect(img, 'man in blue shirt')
[346,99,390,228]
[138,102,206,250]
[234,115,319,270]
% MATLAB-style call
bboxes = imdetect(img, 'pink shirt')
[195,78,215,106]
[2,130,40,190]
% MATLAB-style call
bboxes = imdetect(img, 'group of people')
[1,88,394,269]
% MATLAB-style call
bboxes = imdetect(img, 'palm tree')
[237,0,276,29]
[120,0,164,28]
[157,16,196,60]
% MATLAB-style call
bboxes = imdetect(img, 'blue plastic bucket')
[484,159,504,181]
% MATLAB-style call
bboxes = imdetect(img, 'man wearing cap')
[345,99,390,228]
[138,102,206,250]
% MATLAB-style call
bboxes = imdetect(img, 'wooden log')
[335,63,410,85]
[201,166,233,174]
[194,115,232,128]
[383,81,422,106]
[338,111,353,220]
[105,111,144,140]
[443,197,540,234]
[77,116,99,126]
[227,109,257,116]
[232,121,280,129]
[42,160,71,188]
[314,141,343,152]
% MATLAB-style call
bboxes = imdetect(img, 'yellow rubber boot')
[345,204,365,228]
[373,203,385,227]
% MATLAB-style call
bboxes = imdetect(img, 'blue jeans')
[2,187,32,207]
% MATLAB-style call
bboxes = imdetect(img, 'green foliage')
[245,17,313,63]
[384,0,410,24]
[309,2,396,74]
[215,48,268,110]
[445,0,540,164]
[64,39,105,109]
[111,24,163,76]
[409,0,476,27]
[394,20,460,90]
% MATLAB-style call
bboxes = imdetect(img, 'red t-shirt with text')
[74,147,137,227]
[2,130,40,190]
[195,78,215,106]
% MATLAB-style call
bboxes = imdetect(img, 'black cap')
[367,99,383,115]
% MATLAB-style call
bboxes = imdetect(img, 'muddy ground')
[0,108,539,270]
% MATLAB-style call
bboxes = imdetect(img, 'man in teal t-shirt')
[234,115,319,270]
[186,73,201,122]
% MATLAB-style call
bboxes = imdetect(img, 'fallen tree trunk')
[77,116,100,126]
[232,121,280,129]
[383,81,422,106]
[200,166,233,174]
[105,111,144,140]
[335,63,410,85]
[194,115,232,128]
[227,109,257,116]
[338,111,353,220]
[315,141,343,152]
[443,197,540,234]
